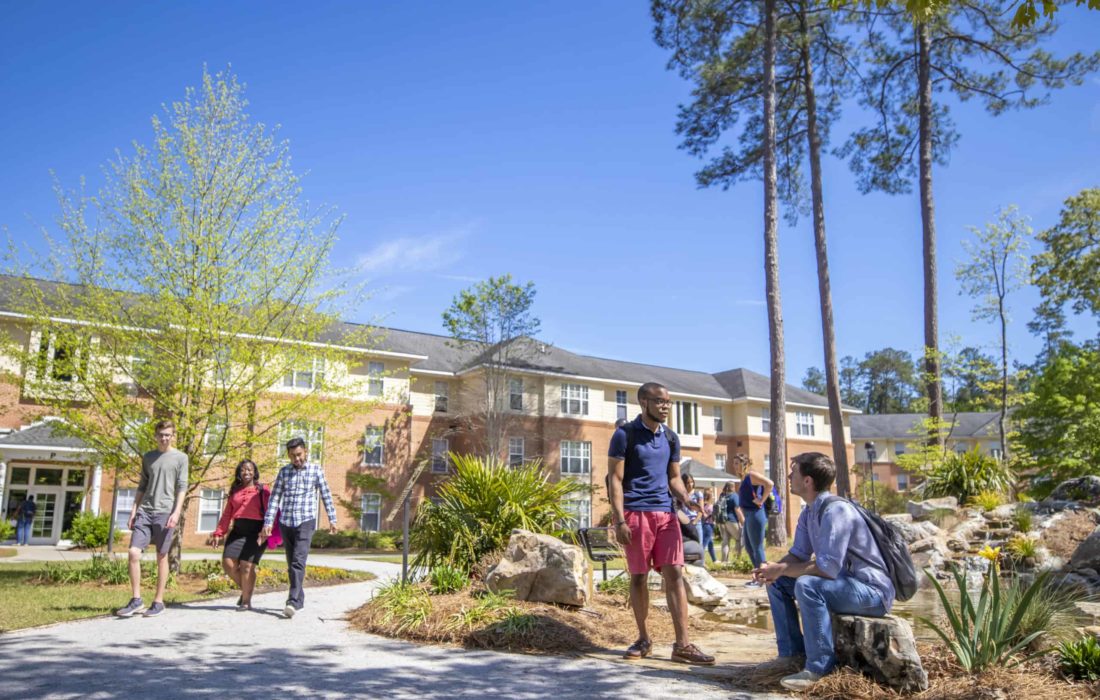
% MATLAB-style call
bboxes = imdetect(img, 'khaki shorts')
[129,510,175,555]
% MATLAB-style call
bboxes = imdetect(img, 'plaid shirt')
[264,462,337,528]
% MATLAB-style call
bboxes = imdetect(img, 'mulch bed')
[1042,510,1099,562]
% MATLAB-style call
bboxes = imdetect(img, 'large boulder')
[647,564,729,607]
[907,497,958,521]
[889,516,946,545]
[1051,476,1100,505]
[485,529,592,607]
[1069,525,1100,572]
[833,614,928,692]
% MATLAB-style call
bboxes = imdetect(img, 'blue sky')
[2,2,1098,386]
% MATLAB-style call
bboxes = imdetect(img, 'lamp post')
[864,441,878,514]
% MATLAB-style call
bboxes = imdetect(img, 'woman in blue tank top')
[739,464,774,586]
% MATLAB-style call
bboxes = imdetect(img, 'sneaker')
[780,670,823,691]
[235,602,250,612]
[745,580,762,588]
[670,642,716,666]
[622,638,652,660]
[283,604,296,619]
[236,595,243,607]
[115,598,145,617]
[143,601,166,617]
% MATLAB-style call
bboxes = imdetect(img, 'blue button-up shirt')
[789,494,896,611]
[264,462,337,528]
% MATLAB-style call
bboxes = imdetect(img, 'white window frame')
[509,377,524,412]
[563,493,592,530]
[114,488,136,531]
[28,329,91,386]
[675,401,699,436]
[615,390,628,421]
[434,381,449,413]
[283,356,325,390]
[362,426,384,467]
[367,361,385,397]
[796,411,815,437]
[279,420,325,465]
[761,407,771,433]
[560,440,591,475]
[431,437,450,473]
[715,454,727,471]
[560,384,589,416]
[508,436,525,467]
[360,493,382,532]
[897,473,909,492]
[712,405,723,433]
[197,489,224,533]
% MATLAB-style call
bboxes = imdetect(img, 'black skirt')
[222,518,267,564]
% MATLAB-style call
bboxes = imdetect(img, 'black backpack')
[817,495,919,602]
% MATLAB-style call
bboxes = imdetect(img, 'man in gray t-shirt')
[116,419,188,619]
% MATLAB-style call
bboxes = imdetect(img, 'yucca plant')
[410,454,586,573]
[919,447,1015,504]
[920,556,1053,672]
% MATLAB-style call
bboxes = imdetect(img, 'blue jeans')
[767,575,887,675]
[701,523,716,562]
[743,508,767,568]
[16,518,33,545]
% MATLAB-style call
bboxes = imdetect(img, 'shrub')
[430,563,468,595]
[969,491,1007,511]
[42,554,164,586]
[64,512,122,549]
[1005,535,1039,561]
[597,576,630,597]
[1010,579,1080,649]
[1058,636,1100,682]
[373,580,432,633]
[0,519,13,542]
[369,533,398,550]
[920,559,1052,672]
[1012,509,1033,533]
[707,555,754,574]
[410,454,585,573]
[919,447,1015,505]
[857,481,909,514]
[312,529,368,549]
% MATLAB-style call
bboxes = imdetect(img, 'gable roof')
[0,419,91,451]
[851,412,1000,440]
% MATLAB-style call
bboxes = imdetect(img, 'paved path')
[0,549,784,699]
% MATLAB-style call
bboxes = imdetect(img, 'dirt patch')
[1041,510,1099,562]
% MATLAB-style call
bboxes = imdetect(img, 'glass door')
[28,490,60,543]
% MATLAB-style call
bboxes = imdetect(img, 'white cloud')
[357,226,472,275]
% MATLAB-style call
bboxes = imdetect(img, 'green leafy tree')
[956,207,1030,459]
[441,275,541,461]
[1032,188,1100,332]
[802,366,827,394]
[833,0,1100,30]
[839,354,863,408]
[839,2,1099,444]
[2,69,376,570]
[859,347,918,414]
[944,346,1000,413]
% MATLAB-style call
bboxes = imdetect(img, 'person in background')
[681,473,703,543]
[208,459,271,611]
[700,490,717,563]
[740,462,774,587]
[718,480,745,562]
[13,494,36,546]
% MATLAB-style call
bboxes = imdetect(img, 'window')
[204,418,228,456]
[715,454,727,471]
[114,489,136,530]
[32,331,90,384]
[712,405,723,433]
[897,473,909,491]
[795,411,815,437]
[122,415,150,455]
[563,494,591,530]
[764,453,771,473]
[367,361,384,397]
[431,438,449,473]
[9,467,30,484]
[508,437,524,467]
[197,489,224,532]
[279,420,325,464]
[616,390,628,421]
[895,444,906,457]
[990,446,1004,461]
[560,384,589,415]
[360,493,382,531]
[761,408,771,433]
[560,441,591,475]
[434,381,449,413]
[509,377,524,411]
[675,401,699,436]
[283,357,325,390]
[363,426,384,467]
[871,473,881,482]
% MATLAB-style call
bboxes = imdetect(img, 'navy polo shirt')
[608,415,680,512]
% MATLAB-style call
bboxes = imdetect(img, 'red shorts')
[623,510,684,575]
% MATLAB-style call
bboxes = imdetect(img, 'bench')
[577,527,621,581]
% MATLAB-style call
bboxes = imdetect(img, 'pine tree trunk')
[762,0,788,546]
[918,22,944,446]
[800,7,851,497]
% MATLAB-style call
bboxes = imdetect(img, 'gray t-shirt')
[137,449,189,514]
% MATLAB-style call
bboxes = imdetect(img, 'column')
[0,461,6,515]
[90,463,103,515]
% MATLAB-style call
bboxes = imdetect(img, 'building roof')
[0,419,91,450]
[0,274,849,409]
[851,412,1001,440]
[681,458,738,484]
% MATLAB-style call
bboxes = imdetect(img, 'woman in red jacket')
[208,459,270,610]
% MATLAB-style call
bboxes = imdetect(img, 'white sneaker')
[283,604,296,619]
[780,670,823,691]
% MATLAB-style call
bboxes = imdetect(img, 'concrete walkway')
[0,548,785,699]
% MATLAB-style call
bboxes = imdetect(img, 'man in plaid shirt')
[262,436,338,619]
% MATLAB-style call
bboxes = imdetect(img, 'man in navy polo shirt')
[608,381,715,665]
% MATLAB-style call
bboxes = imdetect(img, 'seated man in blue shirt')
[752,452,895,692]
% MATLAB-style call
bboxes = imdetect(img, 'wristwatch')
[614,520,627,527]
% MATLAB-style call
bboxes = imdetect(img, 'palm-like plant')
[919,447,1014,504]
[410,454,586,573]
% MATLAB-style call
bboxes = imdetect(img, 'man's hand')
[752,561,788,585]
[261,525,273,540]
[328,524,338,535]
[615,521,632,546]
[127,512,137,530]
[166,512,180,529]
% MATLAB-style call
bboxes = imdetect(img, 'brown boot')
[623,638,652,660]
[671,642,715,665]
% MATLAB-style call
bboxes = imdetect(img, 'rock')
[889,519,927,545]
[883,513,914,524]
[907,497,958,521]
[1082,625,1100,640]
[1069,525,1100,572]
[985,504,1018,521]
[946,537,970,553]
[833,614,928,692]
[485,529,592,607]
[911,549,946,575]
[1051,476,1100,504]
[648,564,728,607]
[909,537,949,556]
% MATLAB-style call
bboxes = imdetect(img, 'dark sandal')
[623,638,652,660]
